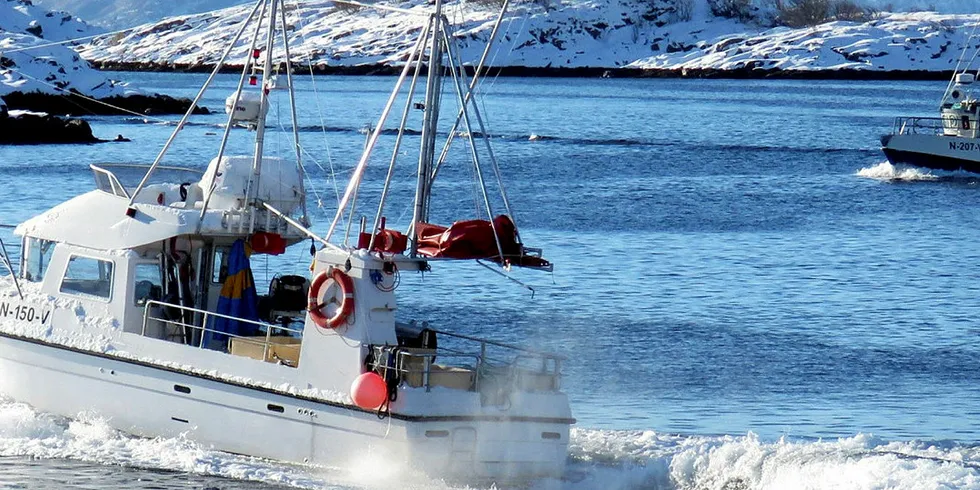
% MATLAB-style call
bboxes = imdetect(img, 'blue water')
[2,73,980,489]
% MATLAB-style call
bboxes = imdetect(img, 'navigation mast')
[410,0,445,256]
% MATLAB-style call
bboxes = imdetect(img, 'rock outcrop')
[0,111,100,145]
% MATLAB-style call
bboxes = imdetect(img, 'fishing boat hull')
[881,133,980,173]
[0,330,570,481]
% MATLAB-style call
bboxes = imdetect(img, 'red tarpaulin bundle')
[415,215,551,269]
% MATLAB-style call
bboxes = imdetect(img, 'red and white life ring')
[307,268,354,329]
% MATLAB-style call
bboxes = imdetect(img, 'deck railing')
[90,164,204,197]
[141,300,303,366]
[894,116,946,136]
[369,327,564,393]
[90,165,131,198]
[894,116,979,136]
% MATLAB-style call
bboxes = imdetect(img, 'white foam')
[0,396,325,488]
[856,162,940,181]
[3,401,979,489]
[563,429,980,490]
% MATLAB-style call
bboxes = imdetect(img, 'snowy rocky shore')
[0,108,99,144]
[0,0,206,118]
[75,0,980,79]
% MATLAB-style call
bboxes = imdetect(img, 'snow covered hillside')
[0,0,129,98]
[631,11,980,73]
[33,0,250,30]
[31,0,980,29]
[862,0,980,14]
[78,0,980,76]
[0,0,94,39]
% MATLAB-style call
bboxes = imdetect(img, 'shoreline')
[91,61,957,81]
[1,91,210,117]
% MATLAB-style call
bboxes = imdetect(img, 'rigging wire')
[942,18,980,105]
[288,0,345,209]
[483,7,530,97]
[306,61,343,210]
[0,66,178,122]
[474,12,523,133]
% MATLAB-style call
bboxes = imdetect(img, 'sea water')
[1,73,979,489]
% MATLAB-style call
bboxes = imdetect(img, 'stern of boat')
[365,329,573,482]
[407,416,570,481]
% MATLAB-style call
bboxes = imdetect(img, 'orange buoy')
[351,372,387,410]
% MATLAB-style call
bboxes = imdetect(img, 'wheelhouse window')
[212,248,228,285]
[60,256,114,300]
[22,237,55,283]
[133,262,163,306]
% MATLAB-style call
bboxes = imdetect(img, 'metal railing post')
[263,323,272,361]
[199,311,208,348]
[141,304,150,336]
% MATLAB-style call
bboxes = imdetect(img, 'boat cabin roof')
[14,190,205,250]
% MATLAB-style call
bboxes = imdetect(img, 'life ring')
[308,268,354,329]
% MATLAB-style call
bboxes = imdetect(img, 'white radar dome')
[225,91,268,124]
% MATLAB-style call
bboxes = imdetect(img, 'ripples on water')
[1,74,980,488]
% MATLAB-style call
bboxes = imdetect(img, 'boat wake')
[561,429,980,489]
[0,397,325,488]
[857,161,941,181]
[2,398,978,489]
[857,161,980,183]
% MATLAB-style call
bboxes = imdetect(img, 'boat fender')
[351,372,387,410]
[307,268,354,329]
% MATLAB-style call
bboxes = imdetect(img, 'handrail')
[91,163,207,198]
[426,326,566,362]
[369,343,561,393]
[893,116,979,136]
[371,321,564,393]
[142,300,303,364]
[92,163,205,175]
[90,165,130,198]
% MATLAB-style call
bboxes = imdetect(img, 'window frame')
[59,254,115,302]
[132,260,164,307]
[211,247,229,285]
[21,237,56,283]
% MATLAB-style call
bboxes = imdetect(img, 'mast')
[244,0,279,214]
[126,0,266,211]
[410,0,444,256]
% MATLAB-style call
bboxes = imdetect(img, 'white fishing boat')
[881,32,980,173]
[0,0,572,483]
